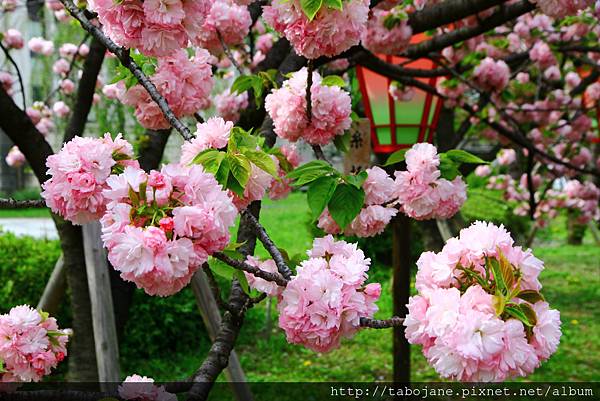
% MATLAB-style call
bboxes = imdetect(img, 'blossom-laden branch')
[57,0,193,140]
[212,252,289,287]
[360,316,405,329]
[0,198,46,209]
[402,0,536,59]
[241,209,294,280]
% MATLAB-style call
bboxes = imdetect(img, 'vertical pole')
[392,214,411,383]
[82,222,121,388]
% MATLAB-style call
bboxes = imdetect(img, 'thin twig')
[0,199,46,209]
[305,59,314,122]
[58,0,193,140]
[311,145,327,161]
[212,252,288,287]
[0,42,26,110]
[216,29,242,75]
[359,316,405,329]
[241,210,293,280]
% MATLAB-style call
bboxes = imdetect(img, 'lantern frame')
[356,55,444,154]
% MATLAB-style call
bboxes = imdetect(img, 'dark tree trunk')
[392,215,411,383]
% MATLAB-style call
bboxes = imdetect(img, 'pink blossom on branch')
[41,134,139,225]
[0,305,70,383]
[265,68,352,146]
[362,7,412,55]
[278,236,380,352]
[101,163,238,296]
[406,221,561,381]
[120,49,213,130]
[119,374,177,401]
[5,146,25,168]
[263,0,370,59]
[193,0,252,55]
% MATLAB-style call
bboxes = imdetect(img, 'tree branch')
[0,42,26,110]
[241,209,293,280]
[360,316,405,329]
[58,0,193,140]
[408,0,506,34]
[0,198,46,209]
[212,252,288,287]
[403,0,536,59]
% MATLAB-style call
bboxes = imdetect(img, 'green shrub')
[0,232,61,313]
[10,187,42,201]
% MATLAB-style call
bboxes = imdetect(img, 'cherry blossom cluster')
[532,0,594,18]
[101,163,238,296]
[393,143,468,220]
[27,102,55,136]
[119,49,213,130]
[405,221,561,381]
[263,0,369,59]
[214,89,249,123]
[563,179,600,224]
[278,235,381,353]
[362,5,412,55]
[265,68,352,146]
[41,134,139,225]
[0,305,70,383]
[118,374,176,401]
[318,166,398,238]
[473,57,510,93]
[193,0,252,55]
[4,146,25,168]
[244,256,282,297]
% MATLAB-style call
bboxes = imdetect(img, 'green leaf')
[291,170,331,187]
[243,149,278,177]
[191,149,220,166]
[321,75,346,87]
[517,290,545,304]
[497,249,516,291]
[323,0,343,9]
[208,259,235,281]
[327,184,365,229]
[307,176,339,220]
[128,186,140,207]
[287,160,335,179]
[344,170,368,189]
[519,303,537,326]
[300,0,324,20]
[228,154,252,186]
[214,157,230,187]
[333,131,351,153]
[445,149,488,165]
[505,305,534,327]
[488,258,507,295]
[227,173,245,196]
[384,148,409,166]
[439,154,460,180]
[231,75,256,95]
[235,270,251,295]
[228,127,258,152]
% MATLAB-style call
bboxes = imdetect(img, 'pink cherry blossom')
[41,134,139,225]
[265,67,352,146]
[102,163,238,296]
[119,374,177,401]
[0,305,70,383]
[278,236,379,352]
[5,146,25,168]
[473,57,510,92]
[193,0,252,55]
[214,89,249,123]
[2,28,24,49]
[362,7,412,55]
[244,256,283,297]
[180,117,233,165]
[263,0,369,59]
[406,221,561,381]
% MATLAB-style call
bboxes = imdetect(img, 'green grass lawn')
[0,208,51,218]
[122,192,599,389]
